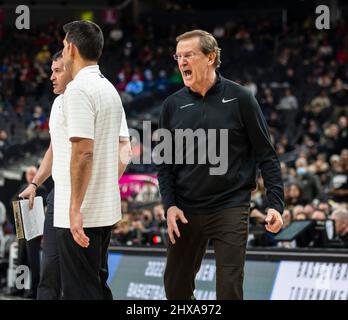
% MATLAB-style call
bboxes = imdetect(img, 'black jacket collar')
[186,71,223,97]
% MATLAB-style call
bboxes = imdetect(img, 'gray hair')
[332,208,348,222]
[176,29,221,68]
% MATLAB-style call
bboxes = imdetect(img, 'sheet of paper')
[20,196,45,241]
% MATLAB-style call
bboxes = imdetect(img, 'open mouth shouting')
[182,68,193,81]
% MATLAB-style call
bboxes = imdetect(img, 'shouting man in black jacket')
[157,30,284,300]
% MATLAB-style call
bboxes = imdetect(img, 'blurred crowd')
[0,13,348,249]
[110,201,167,247]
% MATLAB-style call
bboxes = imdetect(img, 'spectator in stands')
[276,88,298,134]
[131,215,147,245]
[121,199,129,214]
[318,201,331,215]
[331,208,348,247]
[330,154,341,170]
[213,25,225,39]
[338,118,348,150]
[311,210,327,220]
[341,149,348,170]
[115,73,133,104]
[308,153,330,186]
[319,39,333,59]
[111,219,136,246]
[251,176,268,211]
[328,156,348,203]
[292,205,306,220]
[286,183,306,207]
[122,41,133,59]
[0,129,8,164]
[153,203,166,229]
[125,74,144,96]
[26,105,48,140]
[279,135,293,153]
[156,69,169,94]
[282,209,293,229]
[276,142,285,157]
[269,112,282,135]
[322,123,341,157]
[309,93,332,126]
[13,96,26,116]
[109,27,123,43]
[294,157,322,202]
[115,72,127,92]
[317,72,332,89]
[141,208,154,229]
[122,210,134,223]
[294,213,306,220]
[307,120,322,143]
[235,24,250,40]
[330,78,348,117]
[138,45,153,66]
[303,204,315,219]
[36,45,51,64]
[259,88,275,119]
[143,68,156,92]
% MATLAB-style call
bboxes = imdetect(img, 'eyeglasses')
[173,52,201,62]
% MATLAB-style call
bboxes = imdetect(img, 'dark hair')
[52,50,63,61]
[63,20,104,61]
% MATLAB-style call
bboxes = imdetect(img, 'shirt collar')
[186,71,223,97]
[74,65,100,80]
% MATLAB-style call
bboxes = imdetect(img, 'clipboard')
[12,196,45,241]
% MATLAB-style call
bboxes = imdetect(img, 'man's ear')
[207,52,216,66]
[67,42,76,58]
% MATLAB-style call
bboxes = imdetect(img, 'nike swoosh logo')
[222,97,237,103]
[179,103,195,109]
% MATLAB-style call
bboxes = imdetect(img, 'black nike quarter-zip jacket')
[157,73,284,216]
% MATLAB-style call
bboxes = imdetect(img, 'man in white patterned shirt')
[19,50,71,299]
[55,20,131,299]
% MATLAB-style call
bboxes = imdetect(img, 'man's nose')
[179,60,188,68]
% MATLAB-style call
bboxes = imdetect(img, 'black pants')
[56,226,113,300]
[17,237,41,297]
[164,207,249,300]
[37,189,61,300]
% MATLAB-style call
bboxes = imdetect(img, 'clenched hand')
[265,208,283,233]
